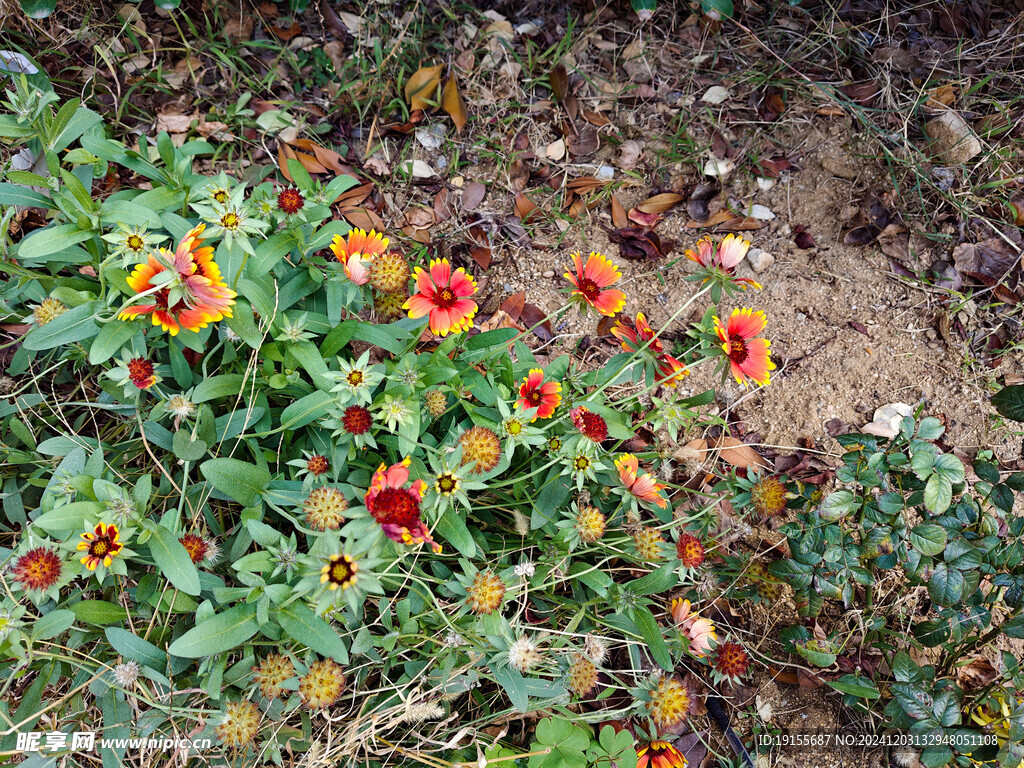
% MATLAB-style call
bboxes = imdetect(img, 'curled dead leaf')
[405,64,443,111]
[715,436,770,470]
[637,192,685,214]
[462,181,486,210]
[442,71,468,133]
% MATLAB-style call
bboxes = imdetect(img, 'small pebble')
[746,248,775,273]
[503,283,514,292]
[542,270,554,278]
[796,312,807,322]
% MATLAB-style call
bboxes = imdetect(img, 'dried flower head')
[126,357,157,389]
[746,560,783,601]
[423,389,447,418]
[166,394,196,420]
[675,532,705,569]
[112,660,141,687]
[575,505,606,543]
[508,635,543,673]
[466,569,505,615]
[370,252,411,293]
[458,426,502,475]
[298,659,347,709]
[374,289,408,320]
[31,297,67,325]
[645,675,690,728]
[253,653,295,699]
[633,527,665,561]
[565,654,598,698]
[179,533,219,565]
[11,547,63,593]
[215,700,261,748]
[303,486,349,531]
[583,634,609,666]
[750,475,788,518]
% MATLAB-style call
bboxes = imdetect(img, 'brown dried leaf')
[402,225,431,243]
[462,181,486,210]
[715,436,770,470]
[687,182,718,222]
[343,208,386,231]
[270,22,302,40]
[958,657,998,690]
[685,209,735,229]
[404,64,443,111]
[567,125,599,158]
[793,226,816,249]
[952,236,1020,283]
[927,83,956,109]
[550,63,569,102]
[717,216,764,232]
[610,195,628,228]
[607,227,674,260]
[582,109,611,127]
[521,302,554,342]
[637,192,685,214]
[509,159,530,193]
[627,208,660,228]
[335,182,373,207]
[500,291,525,321]
[567,176,608,194]
[514,193,538,221]
[839,80,878,107]
[442,71,468,133]
[434,189,453,222]
[405,206,435,229]
[478,310,524,333]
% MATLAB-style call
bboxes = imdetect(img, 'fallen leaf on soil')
[636,192,685,214]
[861,402,913,438]
[685,209,736,229]
[500,291,525,321]
[567,176,610,194]
[568,125,599,158]
[582,109,611,127]
[514,193,538,221]
[545,138,566,161]
[405,206,435,229]
[701,85,731,104]
[839,80,879,107]
[397,160,437,178]
[462,181,486,210]
[550,63,569,101]
[717,216,763,231]
[156,111,194,134]
[477,310,523,333]
[816,104,846,117]
[686,182,718,222]
[926,83,956,109]
[793,225,816,249]
[610,195,628,228]
[509,159,530,192]
[402,225,431,244]
[270,22,302,40]
[343,208,386,231]
[405,64,443,111]
[627,208,660,228]
[434,189,453,222]
[607,227,674,260]
[520,302,553,342]
[957,657,998,690]
[703,157,735,178]
[196,120,233,141]
[952,235,1021,284]
[442,71,469,133]
[715,437,770,470]
[617,140,643,170]
[378,110,426,137]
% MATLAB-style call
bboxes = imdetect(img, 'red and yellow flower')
[77,522,124,571]
[636,740,688,768]
[515,369,562,420]
[615,453,668,509]
[119,224,235,336]
[330,228,389,285]
[713,308,775,387]
[365,458,440,553]
[612,313,688,387]
[570,406,608,443]
[11,547,63,592]
[564,251,627,316]
[685,234,760,290]
[404,259,478,336]
[126,357,157,389]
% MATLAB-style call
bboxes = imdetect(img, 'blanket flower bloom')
[404,259,478,336]
[11,547,63,592]
[713,308,775,387]
[615,453,668,509]
[516,369,562,420]
[612,312,688,386]
[570,406,608,443]
[77,522,123,571]
[670,598,717,656]
[330,228,389,285]
[564,251,626,316]
[126,357,157,390]
[685,233,761,290]
[119,224,235,335]
[636,741,688,768]
[365,458,440,553]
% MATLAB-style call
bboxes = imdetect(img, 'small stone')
[542,270,554,278]
[503,283,514,292]
[925,111,982,165]
[596,165,615,180]
[756,177,776,192]
[746,248,775,273]
[795,312,807,322]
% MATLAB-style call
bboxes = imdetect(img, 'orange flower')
[636,741,688,768]
[77,522,123,571]
[564,251,626,316]
[685,234,761,290]
[404,259,478,337]
[11,547,63,592]
[119,224,234,335]
[515,369,562,420]
[611,312,689,387]
[330,228,389,285]
[670,598,717,657]
[713,308,775,387]
[615,453,668,509]
[365,458,440,553]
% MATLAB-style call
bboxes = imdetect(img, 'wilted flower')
[374,289,408,320]
[564,251,626,316]
[749,474,789,518]
[633,526,666,561]
[711,640,751,683]
[611,312,688,387]
[30,297,67,326]
[583,634,609,666]
[330,228,389,285]
[404,258,479,337]
[713,308,775,387]
[179,533,219,565]
[575,505,606,543]
[365,458,440,553]
[570,406,608,443]
[676,532,705,569]
[112,660,141,688]
[166,394,196,422]
[507,635,543,673]
[77,522,124,571]
[423,388,447,418]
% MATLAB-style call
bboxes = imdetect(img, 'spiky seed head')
[423,389,447,418]
[369,252,411,293]
[575,505,606,543]
[112,660,140,687]
[712,641,750,682]
[254,653,295,699]
[508,635,544,673]
[466,569,505,615]
[458,426,502,475]
[374,290,408,321]
[751,475,788,518]
[215,700,261,748]
[303,486,348,531]
[298,659,347,709]
[565,654,598,698]
[645,675,690,728]
[676,532,705,568]
[583,634,609,665]
[633,526,665,561]
[32,297,67,325]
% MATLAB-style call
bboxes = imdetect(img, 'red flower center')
[306,455,329,475]
[370,487,421,528]
[342,405,371,435]
[278,188,305,214]
[436,287,457,308]
[525,390,542,405]
[13,548,63,590]
[576,277,600,300]
[179,534,208,564]
[728,334,749,364]
[127,358,154,384]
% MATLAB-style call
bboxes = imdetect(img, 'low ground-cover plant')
[0,73,1020,768]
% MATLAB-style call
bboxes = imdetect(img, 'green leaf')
[32,500,105,534]
[630,605,673,671]
[933,453,965,485]
[17,223,94,260]
[192,374,246,403]
[493,664,529,713]
[466,328,518,350]
[200,458,270,507]
[434,507,477,557]
[351,321,412,355]
[22,301,100,350]
[910,523,948,557]
[700,0,733,19]
[993,385,1024,422]
[148,525,201,596]
[278,603,350,664]
[251,232,296,277]
[920,745,953,768]
[172,430,208,461]
[168,603,259,658]
[0,182,52,208]
[927,563,965,606]
[818,489,858,522]
[629,564,677,596]
[280,390,334,430]
[827,674,880,699]
[288,340,333,391]
[32,609,75,640]
[20,0,57,20]
[71,599,129,625]
[88,321,138,364]
[924,474,953,515]
[105,627,168,670]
